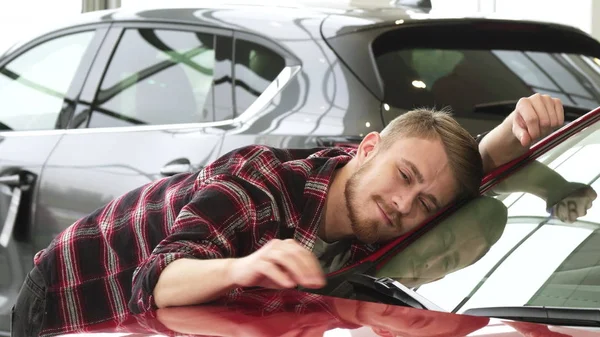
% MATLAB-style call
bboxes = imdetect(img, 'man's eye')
[400,170,409,182]
[420,199,430,212]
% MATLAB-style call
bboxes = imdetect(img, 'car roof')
[5,0,592,60]
[16,0,591,42]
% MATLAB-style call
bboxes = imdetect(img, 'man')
[11,94,563,337]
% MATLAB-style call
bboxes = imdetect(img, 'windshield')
[375,116,600,312]
[377,48,600,134]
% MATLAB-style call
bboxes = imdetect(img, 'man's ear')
[356,132,382,165]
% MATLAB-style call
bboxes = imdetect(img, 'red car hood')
[55,289,599,337]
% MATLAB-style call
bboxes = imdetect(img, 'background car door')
[34,24,235,256]
[0,26,105,333]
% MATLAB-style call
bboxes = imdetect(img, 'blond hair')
[379,108,483,200]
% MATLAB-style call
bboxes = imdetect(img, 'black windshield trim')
[463,306,600,327]
[346,274,445,311]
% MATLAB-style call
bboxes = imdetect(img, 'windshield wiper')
[463,306,600,327]
[347,274,445,311]
[473,100,591,121]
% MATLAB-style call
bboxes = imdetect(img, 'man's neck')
[318,159,356,243]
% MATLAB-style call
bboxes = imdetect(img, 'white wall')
[493,0,592,35]
[0,0,81,55]
[432,0,596,39]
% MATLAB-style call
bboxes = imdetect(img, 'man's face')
[345,135,458,244]
[378,224,489,288]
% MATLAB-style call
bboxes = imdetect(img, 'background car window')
[382,122,600,312]
[234,39,285,115]
[89,29,217,128]
[376,49,600,127]
[0,31,95,131]
[214,36,234,122]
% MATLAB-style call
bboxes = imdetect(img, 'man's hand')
[228,239,326,290]
[510,94,564,147]
[154,239,324,308]
[551,184,597,223]
[479,94,565,173]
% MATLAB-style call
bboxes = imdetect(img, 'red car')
[55,289,593,337]
[45,104,600,335]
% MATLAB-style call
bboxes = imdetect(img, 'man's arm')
[153,257,237,307]
[153,238,325,308]
[129,177,325,312]
[478,94,565,173]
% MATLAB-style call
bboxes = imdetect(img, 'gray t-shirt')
[312,236,352,274]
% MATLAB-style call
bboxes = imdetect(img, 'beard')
[344,162,380,244]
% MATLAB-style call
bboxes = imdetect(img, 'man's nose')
[391,194,414,215]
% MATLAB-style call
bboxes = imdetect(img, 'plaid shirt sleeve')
[129,174,270,313]
[35,145,351,336]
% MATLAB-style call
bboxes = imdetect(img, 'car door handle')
[160,158,192,176]
[0,172,33,248]
[0,174,22,187]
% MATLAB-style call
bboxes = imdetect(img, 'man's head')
[344,108,483,243]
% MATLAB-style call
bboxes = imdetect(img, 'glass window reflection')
[378,48,600,127]
[493,50,559,91]
[0,31,95,131]
[90,29,216,128]
[527,52,591,98]
[234,39,285,115]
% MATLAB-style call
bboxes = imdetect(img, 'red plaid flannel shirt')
[33,145,378,336]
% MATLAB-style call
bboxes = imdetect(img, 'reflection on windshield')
[492,160,597,223]
[402,120,600,313]
[375,158,598,291]
[379,49,600,133]
[375,196,508,288]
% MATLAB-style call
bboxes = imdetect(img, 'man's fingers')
[568,209,578,223]
[536,94,553,131]
[265,251,310,286]
[555,203,568,222]
[257,260,297,289]
[541,94,557,131]
[513,114,532,147]
[510,95,564,149]
[563,201,577,223]
[576,200,588,219]
[526,95,546,139]
[267,242,325,288]
[554,98,565,126]
[585,187,598,201]
[283,240,326,283]
[516,100,540,143]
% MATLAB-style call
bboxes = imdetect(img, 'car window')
[376,49,600,129]
[88,29,217,128]
[214,36,234,122]
[234,39,285,115]
[0,31,95,131]
[375,121,600,312]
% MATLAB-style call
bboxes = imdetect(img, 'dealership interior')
[3,0,600,336]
